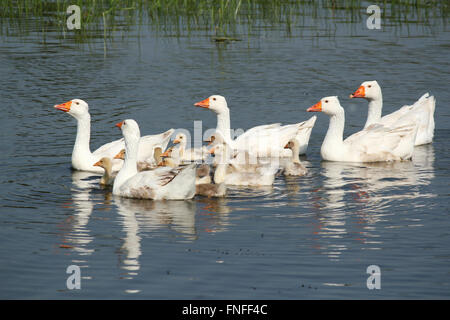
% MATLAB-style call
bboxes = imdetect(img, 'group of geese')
[54,80,435,200]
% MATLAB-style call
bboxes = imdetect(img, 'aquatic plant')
[0,0,447,41]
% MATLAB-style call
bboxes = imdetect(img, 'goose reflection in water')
[310,144,435,261]
[113,197,231,281]
[55,171,99,288]
[58,171,98,255]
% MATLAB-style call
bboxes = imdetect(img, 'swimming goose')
[158,156,212,185]
[195,164,213,185]
[54,99,174,173]
[160,146,182,166]
[282,140,308,176]
[172,133,208,161]
[350,80,435,146]
[112,119,196,200]
[210,143,278,186]
[195,182,227,198]
[157,156,178,168]
[93,157,116,186]
[307,96,417,162]
[194,95,316,157]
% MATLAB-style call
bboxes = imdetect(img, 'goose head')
[54,99,89,119]
[307,96,343,116]
[205,131,226,147]
[194,95,228,113]
[204,134,216,146]
[350,80,381,100]
[114,149,126,160]
[284,139,299,151]
[115,119,140,145]
[173,133,187,145]
[157,157,177,168]
[93,157,112,171]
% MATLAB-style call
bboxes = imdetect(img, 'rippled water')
[0,5,449,299]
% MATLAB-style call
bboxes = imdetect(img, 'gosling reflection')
[196,197,232,234]
[311,145,435,261]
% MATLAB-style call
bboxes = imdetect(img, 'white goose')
[307,96,417,162]
[54,99,174,173]
[210,143,278,186]
[350,80,435,146]
[172,132,208,162]
[112,119,196,200]
[194,95,316,157]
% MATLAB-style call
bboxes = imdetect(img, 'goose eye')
[213,98,216,101]
[325,100,328,103]
[75,102,79,105]
[368,85,372,88]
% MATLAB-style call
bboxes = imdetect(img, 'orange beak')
[284,143,290,149]
[173,138,181,144]
[115,121,124,129]
[307,101,322,112]
[161,150,171,157]
[194,97,210,108]
[157,161,165,167]
[93,160,102,167]
[209,147,215,155]
[54,101,72,112]
[350,86,365,98]
[114,150,124,160]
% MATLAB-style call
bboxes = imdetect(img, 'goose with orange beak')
[282,140,307,176]
[349,80,435,146]
[53,98,175,173]
[209,143,278,186]
[194,95,317,157]
[172,132,208,162]
[112,119,197,200]
[114,148,161,171]
[93,157,116,186]
[307,96,417,162]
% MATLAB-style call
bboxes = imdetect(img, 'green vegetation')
[0,0,447,41]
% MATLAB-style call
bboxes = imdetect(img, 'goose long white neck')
[212,144,231,184]
[321,109,346,159]
[113,135,139,194]
[364,94,383,129]
[178,139,186,158]
[216,108,231,142]
[213,162,227,184]
[72,114,93,167]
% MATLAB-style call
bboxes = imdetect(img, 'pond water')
[0,3,449,299]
